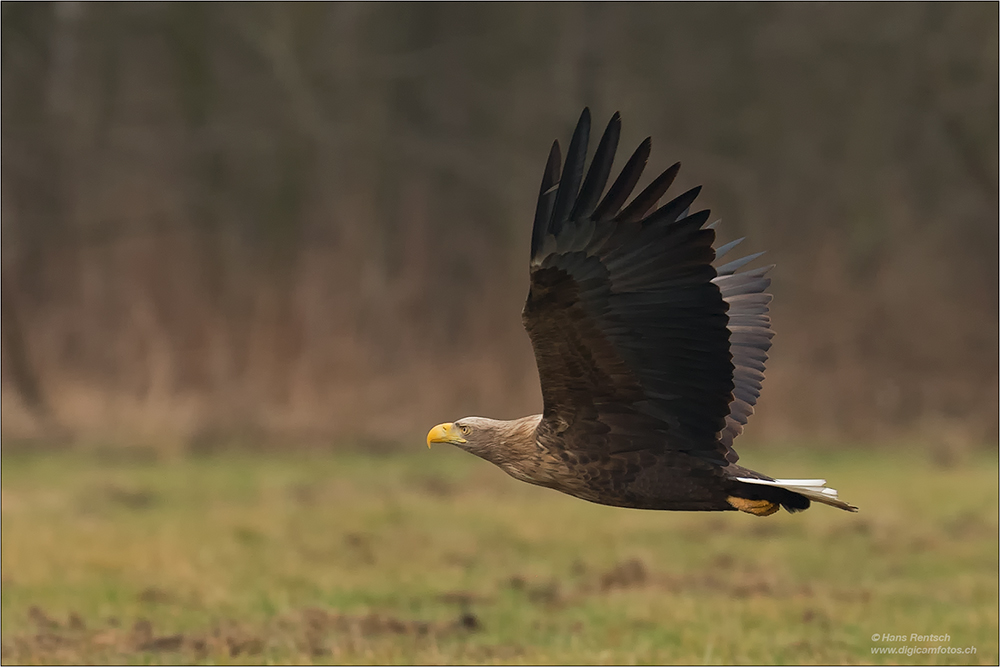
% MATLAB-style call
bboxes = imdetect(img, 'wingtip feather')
[531,140,563,259]
[550,110,591,234]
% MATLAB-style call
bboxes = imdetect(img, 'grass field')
[1,442,996,664]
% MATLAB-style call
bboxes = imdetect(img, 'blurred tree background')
[2,2,996,450]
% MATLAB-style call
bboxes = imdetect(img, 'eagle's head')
[425,416,498,456]
[426,415,541,473]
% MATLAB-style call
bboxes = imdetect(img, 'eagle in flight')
[427,109,856,516]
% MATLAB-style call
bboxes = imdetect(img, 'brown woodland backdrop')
[2,2,997,450]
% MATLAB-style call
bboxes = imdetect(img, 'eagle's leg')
[727,496,780,516]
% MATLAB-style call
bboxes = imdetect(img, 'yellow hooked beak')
[426,422,466,448]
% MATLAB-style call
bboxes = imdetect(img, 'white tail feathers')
[735,477,859,512]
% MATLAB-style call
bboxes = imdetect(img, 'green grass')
[1,444,997,664]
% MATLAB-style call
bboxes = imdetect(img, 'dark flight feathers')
[523,108,774,474]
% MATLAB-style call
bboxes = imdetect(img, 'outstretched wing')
[522,108,771,467]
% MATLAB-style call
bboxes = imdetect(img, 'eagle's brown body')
[427,109,856,515]
[446,414,806,513]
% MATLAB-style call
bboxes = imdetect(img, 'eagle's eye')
[459,424,472,436]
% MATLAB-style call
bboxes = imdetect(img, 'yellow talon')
[727,496,780,516]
